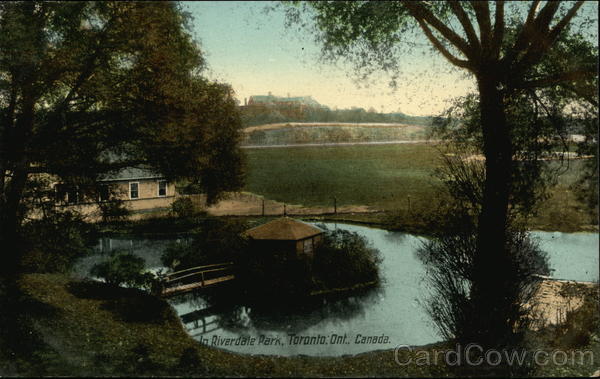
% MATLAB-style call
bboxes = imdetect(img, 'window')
[158,180,167,197]
[66,187,79,204]
[129,182,139,199]
[99,185,110,202]
[55,184,66,204]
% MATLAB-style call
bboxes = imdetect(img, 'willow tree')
[0,2,244,274]
[284,1,598,347]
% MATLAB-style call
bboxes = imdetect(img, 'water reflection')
[177,285,384,336]
[78,224,599,357]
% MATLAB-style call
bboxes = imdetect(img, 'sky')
[182,1,597,117]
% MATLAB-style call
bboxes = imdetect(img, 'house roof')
[98,166,163,182]
[243,217,324,241]
[96,150,164,182]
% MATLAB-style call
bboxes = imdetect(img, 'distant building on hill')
[246,92,328,109]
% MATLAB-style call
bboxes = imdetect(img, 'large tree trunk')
[469,73,515,347]
[0,95,35,278]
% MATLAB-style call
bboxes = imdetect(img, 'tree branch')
[403,2,474,60]
[471,1,492,51]
[514,68,597,89]
[413,16,473,70]
[504,1,561,75]
[448,1,481,53]
[514,1,584,75]
[547,1,585,43]
[490,1,505,60]
[54,13,117,114]
[561,83,599,107]
[502,1,540,66]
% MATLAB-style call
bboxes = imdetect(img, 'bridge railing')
[164,262,234,288]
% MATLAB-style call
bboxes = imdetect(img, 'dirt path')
[241,139,439,149]
[243,122,422,133]
[187,192,380,217]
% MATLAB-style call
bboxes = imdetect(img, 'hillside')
[242,122,430,146]
[240,101,433,127]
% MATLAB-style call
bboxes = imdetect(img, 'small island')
[238,217,381,303]
[153,216,382,306]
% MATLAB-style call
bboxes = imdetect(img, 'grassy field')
[244,144,442,209]
[244,144,596,232]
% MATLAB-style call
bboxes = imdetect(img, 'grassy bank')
[2,273,598,376]
[3,273,449,377]
[244,144,597,232]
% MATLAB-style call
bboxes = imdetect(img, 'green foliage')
[170,197,195,218]
[0,2,245,266]
[90,250,154,288]
[98,200,131,223]
[161,218,248,270]
[313,227,381,289]
[241,103,433,127]
[572,109,599,222]
[20,210,97,273]
[243,124,428,146]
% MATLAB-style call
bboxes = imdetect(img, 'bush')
[170,197,195,218]
[161,218,247,269]
[99,200,131,223]
[313,227,381,289]
[20,210,97,273]
[90,250,155,288]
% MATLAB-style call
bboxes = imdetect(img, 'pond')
[78,223,598,357]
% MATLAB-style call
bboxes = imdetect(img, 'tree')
[0,2,244,274]
[284,1,598,348]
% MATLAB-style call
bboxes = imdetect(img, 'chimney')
[244,97,247,106]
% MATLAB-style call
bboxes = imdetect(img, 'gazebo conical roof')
[243,217,323,241]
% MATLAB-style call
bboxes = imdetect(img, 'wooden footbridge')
[161,262,235,298]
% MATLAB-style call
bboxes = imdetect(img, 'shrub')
[90,250,154,288]
[98,200,131,223]
[20,209,97,273]
[170,197,195,218]
[161,218,247,269]
[313,227,381,289]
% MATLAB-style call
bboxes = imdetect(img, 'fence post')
[201,272,205,287]
[284,204,287,216]
[407,195,411,212]
[262,198,265,216]
[334,196,337,214]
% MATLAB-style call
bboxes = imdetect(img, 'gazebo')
[242,217,324,259]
